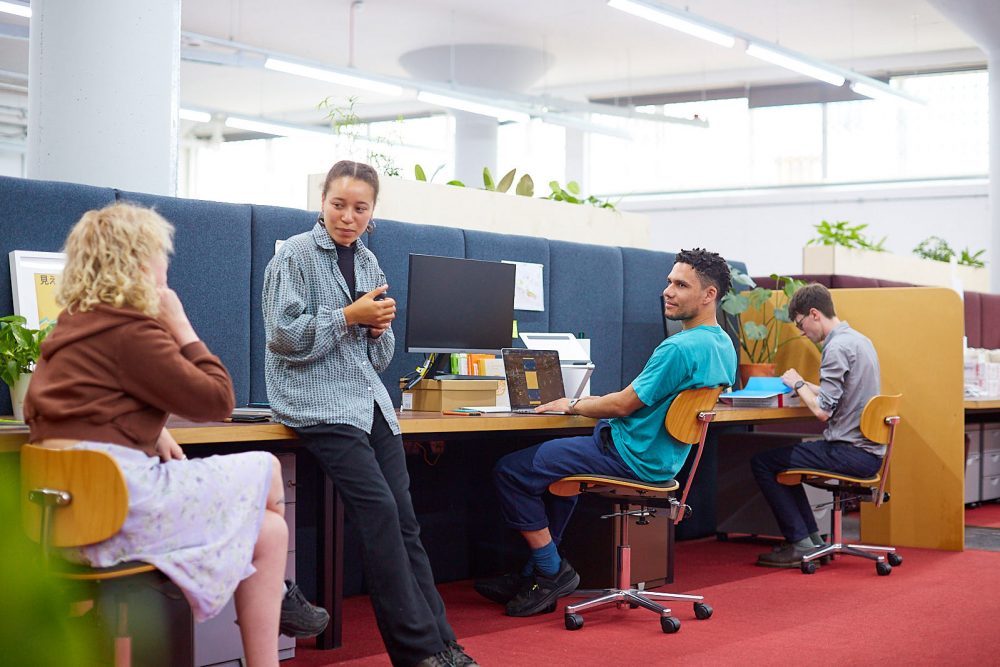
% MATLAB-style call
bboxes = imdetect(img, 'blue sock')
[529,541,561,576]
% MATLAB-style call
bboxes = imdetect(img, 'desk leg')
[316,470,343,650]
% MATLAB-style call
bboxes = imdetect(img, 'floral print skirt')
[64,442,273,622]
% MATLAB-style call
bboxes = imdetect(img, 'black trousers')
[296,407,454,667]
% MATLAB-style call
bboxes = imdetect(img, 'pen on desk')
[442,410,482,416]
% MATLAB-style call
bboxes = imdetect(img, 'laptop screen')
[502,349,566,408]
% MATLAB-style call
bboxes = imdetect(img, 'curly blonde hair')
[58,202,174,316]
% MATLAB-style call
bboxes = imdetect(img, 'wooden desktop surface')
[1,405,816,453]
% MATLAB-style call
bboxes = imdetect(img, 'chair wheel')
[876,562,892,576]
[800,561,817,574]
[565,613,584,631]
[693,602,713,620]
[887,553,902,567]
[660,616,681,634]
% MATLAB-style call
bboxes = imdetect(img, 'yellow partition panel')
[744,286,963,549]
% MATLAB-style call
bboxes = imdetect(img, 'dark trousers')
[296,408,453,667]
[493,420,640,542]
[750,439,882,543]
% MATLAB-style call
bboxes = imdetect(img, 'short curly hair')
[58,203,174,316]
[674,248,730,302]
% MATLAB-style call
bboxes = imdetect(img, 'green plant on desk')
[913,236,986,268]
[0,314,53,389]
[720,269,806,365]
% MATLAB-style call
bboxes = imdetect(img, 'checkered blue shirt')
[262,223,400,433]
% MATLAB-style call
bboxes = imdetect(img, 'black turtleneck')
[335,242,357,299]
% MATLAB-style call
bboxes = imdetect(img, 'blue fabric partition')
[0,177,117,415]
[248,205,320,405]
[620,247,675,389]
[116,190,254,406]
[547,240,624,396]
[463,229,551,339]
[364,218,466,405]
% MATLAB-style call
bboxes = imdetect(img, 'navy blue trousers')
[493,420,640,541]
[296,408,452,667]
[750,439,882,542]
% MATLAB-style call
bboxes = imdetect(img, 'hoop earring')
[366,220,376,235]
[317,212,323,225]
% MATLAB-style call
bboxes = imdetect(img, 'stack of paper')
[719,377,800,408]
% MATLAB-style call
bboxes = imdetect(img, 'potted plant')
[721,269,806,388]
[1,315,53,421]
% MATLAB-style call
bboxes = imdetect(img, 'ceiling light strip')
[264,57,404,97]
[607,0,922,104]
[0,1,30,18]
[416,91,531,123]
[607,0,735,48]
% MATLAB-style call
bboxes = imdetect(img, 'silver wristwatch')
[567,398,581,412]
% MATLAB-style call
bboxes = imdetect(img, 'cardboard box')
[399,378,500,412]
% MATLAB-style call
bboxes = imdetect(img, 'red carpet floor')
[287,538,1000,666]
[965,501,1000,528]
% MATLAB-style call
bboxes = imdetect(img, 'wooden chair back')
[859,394,903,508]
[21,445,129,548]
[665,386,724,522]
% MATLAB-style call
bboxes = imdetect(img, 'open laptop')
[460,349,570,414]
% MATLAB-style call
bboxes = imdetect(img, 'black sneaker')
[279,580,330,638]
[446,640,479,666]
[504,559,580,617]
[473,571,532,605]
[415,650,456,667]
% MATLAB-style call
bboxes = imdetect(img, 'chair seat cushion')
[777,468,880,488]
[549,474,679,498]
[51,557,158,581]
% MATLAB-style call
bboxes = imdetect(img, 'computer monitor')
[405,254,516,354]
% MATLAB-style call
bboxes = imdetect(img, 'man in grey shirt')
[751,283,882,567]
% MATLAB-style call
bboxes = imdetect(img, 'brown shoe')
[756,543,818,568]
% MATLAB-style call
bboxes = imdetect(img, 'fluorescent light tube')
[417,91,530,123]
[0,1,30,18]
[179,108,212,123]
[850,81,909,104]
[225,116,329,139]
[608,0,736,48]
[745,43,845,87]
[264,57,404,97]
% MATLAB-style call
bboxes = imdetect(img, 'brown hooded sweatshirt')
[25,304,235,454]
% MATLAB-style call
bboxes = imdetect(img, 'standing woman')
[263,160,476,667]
[24,203,287,666]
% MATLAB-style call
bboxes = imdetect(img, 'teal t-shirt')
[609,325,736,482]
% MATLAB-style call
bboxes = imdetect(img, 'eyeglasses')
[794,315,806,331]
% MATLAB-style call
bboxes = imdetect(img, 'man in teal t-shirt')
[476,248,737,618]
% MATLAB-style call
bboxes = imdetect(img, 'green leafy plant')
[319,95,401,176]
[913,236,986,268]
[721,269,806,364]
[807,220,885,252]
[545,180,617,210]
[414,164,534,196]
[0,315,52,388]
[959,247,986,268]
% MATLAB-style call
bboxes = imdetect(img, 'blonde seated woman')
[24,203,325,666]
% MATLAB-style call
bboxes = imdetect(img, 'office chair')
[549,386,723,633]
[20,444,194,667]
[775,394,904,575]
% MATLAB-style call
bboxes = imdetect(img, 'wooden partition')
[773,287,964,550]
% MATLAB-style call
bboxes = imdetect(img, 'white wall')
[0,150,24,178]
[621,179,989,280]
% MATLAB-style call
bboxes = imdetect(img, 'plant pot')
[8,371,31,421]
[739,363,776,389]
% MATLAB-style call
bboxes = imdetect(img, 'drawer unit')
[983,426,1000,477]
[966,425,981,504]
[195,452,296,666]
[983,474,1000,502]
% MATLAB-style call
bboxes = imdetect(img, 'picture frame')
[9,250,67,329]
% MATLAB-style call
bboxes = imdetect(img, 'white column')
[564,126,587,192]
[453,111,497,188]
[27,0,181,195]
[929,0,1000,291]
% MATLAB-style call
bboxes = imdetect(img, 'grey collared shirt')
[262,223,400,433]
[816,322,882,456]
